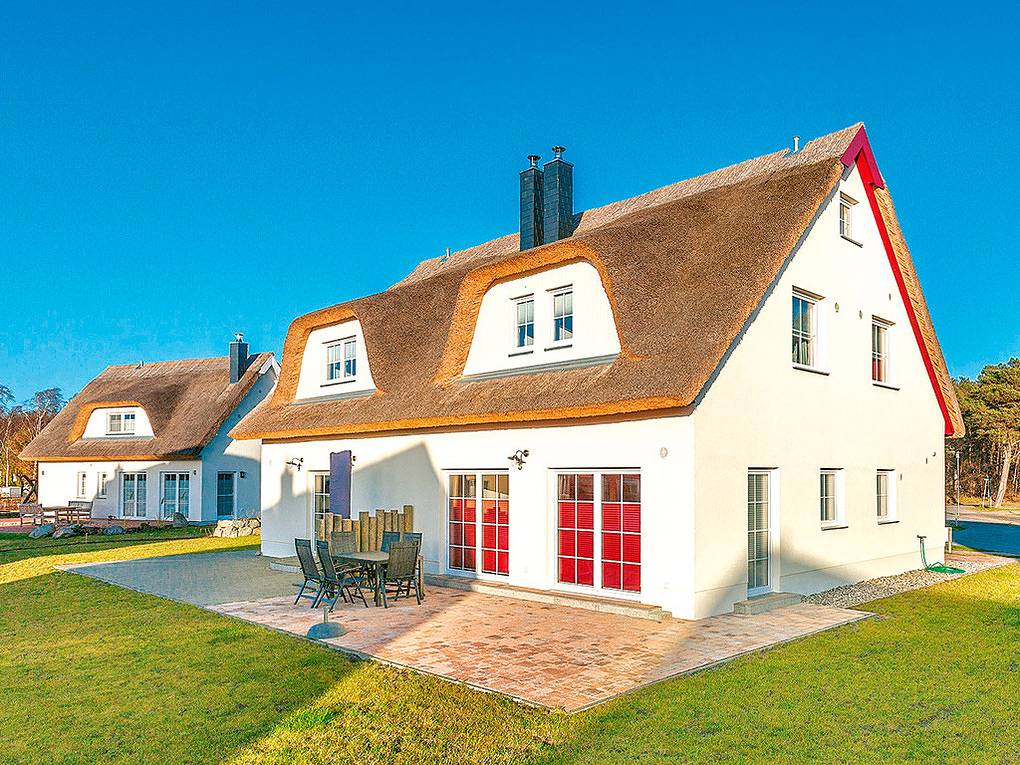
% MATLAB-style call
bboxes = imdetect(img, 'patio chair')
[18,503,44,527]
[315,540,369,610]
[381,540,421,607]
[380,531,401,552]
[294,539,324,607]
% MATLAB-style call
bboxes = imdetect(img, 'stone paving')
[211,586,871,711]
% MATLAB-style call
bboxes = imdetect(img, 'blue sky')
[2,2,1018,401]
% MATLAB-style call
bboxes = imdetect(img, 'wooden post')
[325,513,334,539]
[383,511,393,532]
[403,504,414,532]
[358,511,369,551]
[374,509,385,549]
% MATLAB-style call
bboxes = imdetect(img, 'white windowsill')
[821,523,848,531]
[544,342,573,352]
[793,363,829,376]
[877,519,899,525]
[508,349,534,358]
[841,235,863,248]
[872,381,900,391]
[321,378,358,388]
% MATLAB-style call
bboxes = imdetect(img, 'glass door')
[160,472,190,520]
[747,471,771,595]
[122,473,147,517]
[447,472,509,578]
[556,471,641,595]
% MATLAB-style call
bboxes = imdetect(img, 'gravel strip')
[805,555,1013,609]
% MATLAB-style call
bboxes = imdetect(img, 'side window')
[819,469,845,528]
[792,290,819,368]
[839,193,857,241]
[872,319,892,385]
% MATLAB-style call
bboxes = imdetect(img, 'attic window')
[326,338,357,383]
[514,296,535,349]
[552,288,574,343]
[839,193,858,242]
[107,412,136,435]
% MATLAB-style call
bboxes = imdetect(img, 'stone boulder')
[53,526,78,539]
[212,517,261,538]
[171,512,189,528]
[29,523,55,539]
[103,524,126,535]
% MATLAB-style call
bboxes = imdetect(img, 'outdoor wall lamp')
[286,457,304,471]
[508,449,529,470]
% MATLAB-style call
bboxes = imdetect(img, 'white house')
[22,338,278,523]
[233,124,963,619]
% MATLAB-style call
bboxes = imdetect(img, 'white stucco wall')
[37,362,277,523]
[463,261,621,376]
[38,458,202,520]
[690,164,947,618]
[260,415,696,617]
[295,319,376,400]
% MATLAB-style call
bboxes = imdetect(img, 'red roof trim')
[852,148,955,435]
[841,126,885,189]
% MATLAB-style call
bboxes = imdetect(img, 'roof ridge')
[394,123,863,288]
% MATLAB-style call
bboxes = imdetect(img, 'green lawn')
[2,532,1018,764]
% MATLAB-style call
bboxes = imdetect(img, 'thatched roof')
[233,124,962,441]
[21,353,274,462]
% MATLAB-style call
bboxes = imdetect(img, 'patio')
[65,550,871,711]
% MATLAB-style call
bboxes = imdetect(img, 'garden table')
[335,549,389,606]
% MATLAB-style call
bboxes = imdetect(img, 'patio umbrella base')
[307,621,345,639]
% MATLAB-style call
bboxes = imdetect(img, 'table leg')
[375,562,383,607]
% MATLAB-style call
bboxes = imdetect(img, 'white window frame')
[443,470,511,581]
[511,295,535,352]
[792,289,823,371]
[550,286,574,346]
[76,471,88,500]
[97,471,109,499]
[159,471,191,520]
[325,337,357,384]
[877,469,897,523]
[839,193,858,242]
[106,411,137,436]
[819,468,846,528]
[121,472,147,518]
[310,471,330,542]
[872,317,894,386]
[216,471,237,520]
[747,468,778,597]
[547,468,643,600]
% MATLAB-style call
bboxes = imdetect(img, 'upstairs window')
[514,296,534,349]
[107,412,136,435]
[839,193,857,241]
[872,319,891,384]
[792,291,818,368]
[326,338,357,382]
[552,288,573,343]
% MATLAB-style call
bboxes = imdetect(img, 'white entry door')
[160,472,191,519]
[747,471,772,596]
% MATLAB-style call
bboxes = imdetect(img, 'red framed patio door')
[557,471,641,594]
[447,471,509,577]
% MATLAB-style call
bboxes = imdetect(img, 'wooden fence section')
[321,505,414,552]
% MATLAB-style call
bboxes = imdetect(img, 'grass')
[2,531,1018,764]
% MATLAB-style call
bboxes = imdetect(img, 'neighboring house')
[21,338,278,523]
[233,124,963,619]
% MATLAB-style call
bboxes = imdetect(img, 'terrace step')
[732,591,804,615]
[425,574,671,622]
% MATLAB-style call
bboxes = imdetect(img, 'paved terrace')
[67,551,870,711]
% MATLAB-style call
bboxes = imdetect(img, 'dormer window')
[107,412,136,435]
[326,338,357,383]
[839,193,858,242]
[552,287,573,343]
[514,296,535,349]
